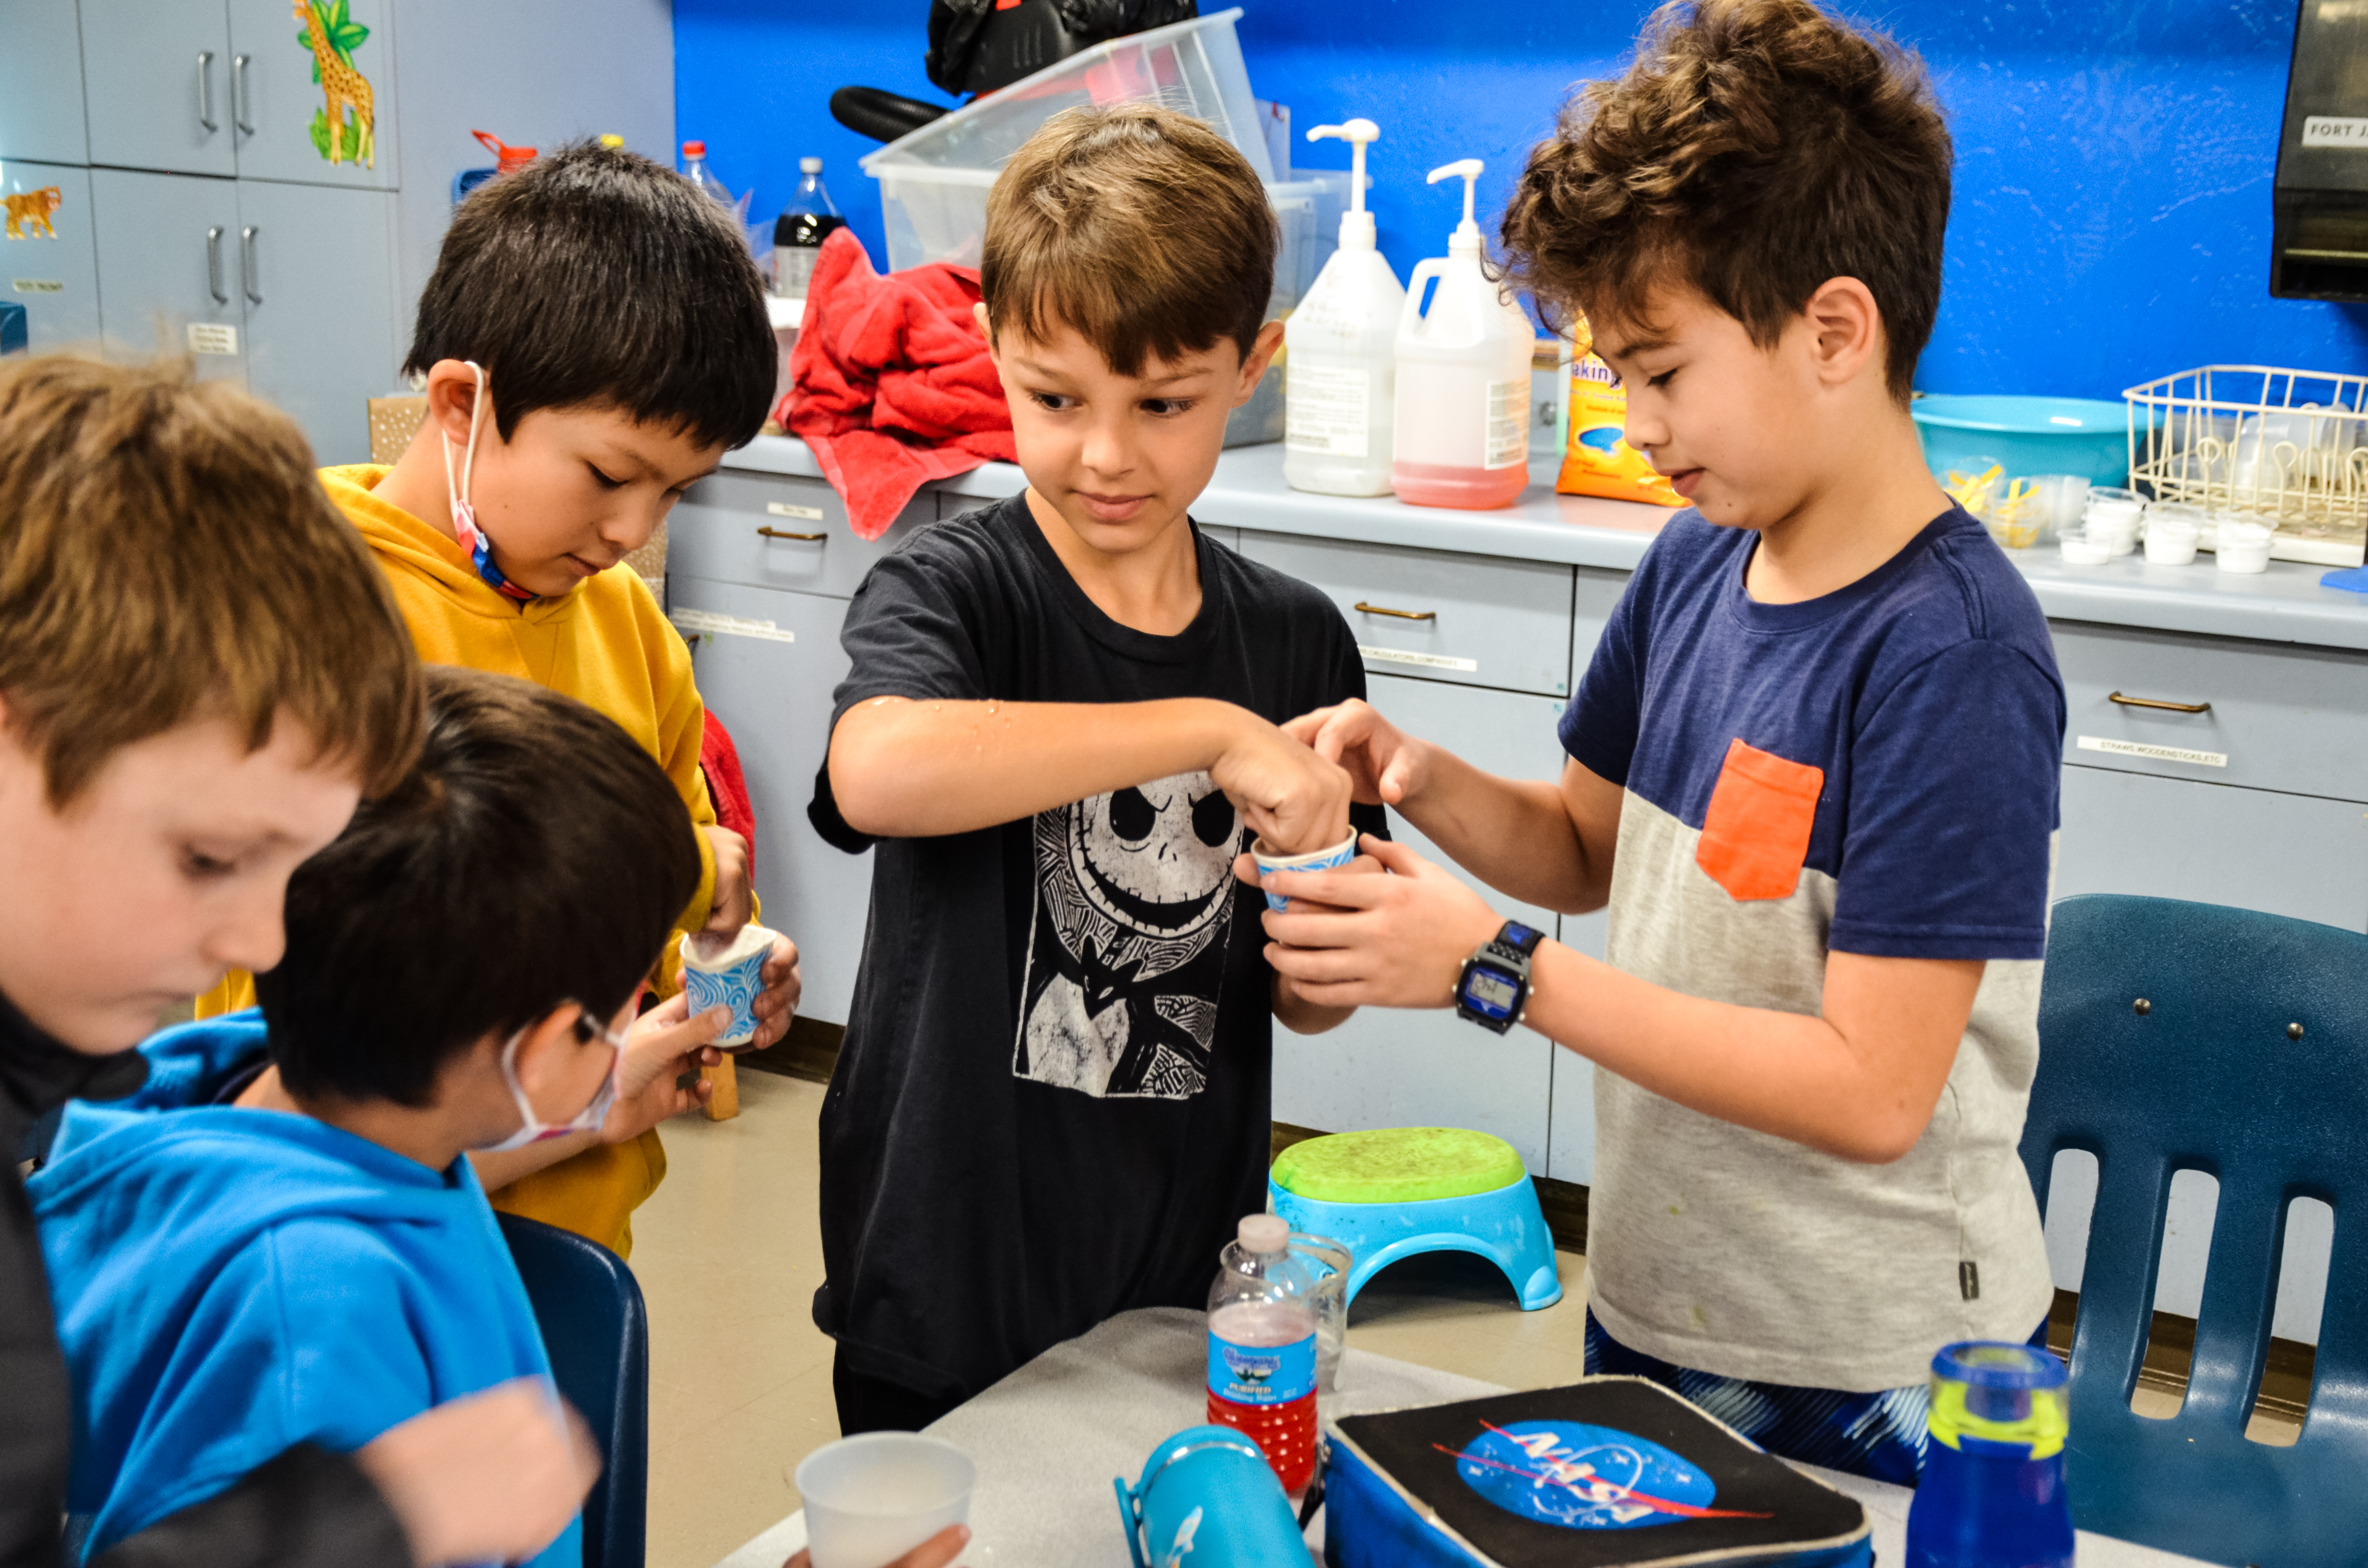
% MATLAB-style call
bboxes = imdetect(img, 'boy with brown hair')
[199,140,800,1258]
[810,103,1375,1431]
[0,354,594,1568]
[1257,0,2064,1482]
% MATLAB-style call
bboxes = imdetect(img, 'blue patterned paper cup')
[680,923,777,1049]
[1253,832,1361,912]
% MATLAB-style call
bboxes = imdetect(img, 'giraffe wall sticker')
[295,0,375,168]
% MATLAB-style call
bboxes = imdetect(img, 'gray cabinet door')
[2057,764,2368,932]
[668,577,874,1028]
[2,161,101,348]
[79,0,236,176]
[228,0,396,190]
[235,176,394,462]
[88,166,242,377]
[1270,673,1575,1173]
[0,0,92,163]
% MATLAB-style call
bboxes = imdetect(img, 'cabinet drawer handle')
[232,54,254,136]
[196,51,218,133]
[758,526,827,542]
[1354,600,1437,622]
[2108,690,2212,715]
[205,227,228,305]
[239,227,261,305]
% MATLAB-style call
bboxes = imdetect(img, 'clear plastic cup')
[2084,496,2143,556]
[2022,474,2090,540]
[2214,519,2276,574]
[796,1433,976,1568]
[2144,517,2200,566]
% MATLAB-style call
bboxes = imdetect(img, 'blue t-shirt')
[1559,506,2066,1392]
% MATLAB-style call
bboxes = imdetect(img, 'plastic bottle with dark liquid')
[774,157,846,301]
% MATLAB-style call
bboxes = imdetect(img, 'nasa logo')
[1441,1420,1772,1531]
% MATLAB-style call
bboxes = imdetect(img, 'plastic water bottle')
[1905,1341,2074,1568]
[679,140,732,208]
[1206,1213,1321,1493]
[774,157,847,302]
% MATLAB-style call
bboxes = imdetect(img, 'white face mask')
[475,1008,627,1155]
[440,359,533,602]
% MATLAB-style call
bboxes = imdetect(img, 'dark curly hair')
[1501,0,1949,400]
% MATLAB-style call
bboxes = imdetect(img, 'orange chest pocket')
[1695,738,1825,902]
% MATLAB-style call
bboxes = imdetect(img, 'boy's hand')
[786,1526,970,1568]
[601,991,731,1142]
[1212,715,1354,856]
[1258,836,1503,1010]
[703,825,755,933]
[355,1378,600,1568]
[1284,699,1429,809]
[744,932,803,1050]
[1233,846,1383,914]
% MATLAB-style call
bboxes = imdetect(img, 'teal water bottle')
[1906,1341,2074,1568]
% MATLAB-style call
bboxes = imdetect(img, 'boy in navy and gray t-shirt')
[1248,0,2063,1484]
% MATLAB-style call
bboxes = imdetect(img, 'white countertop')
[723,435,2368,653]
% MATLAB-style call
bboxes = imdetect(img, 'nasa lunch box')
[1325,1378,1871,1568]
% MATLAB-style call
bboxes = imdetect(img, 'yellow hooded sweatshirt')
[197,464,719,1256]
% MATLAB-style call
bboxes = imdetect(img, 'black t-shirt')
[809,494,1384,1401]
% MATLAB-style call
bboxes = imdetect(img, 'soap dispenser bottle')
[1391,160,1533,510]
[1284,119,1406,497]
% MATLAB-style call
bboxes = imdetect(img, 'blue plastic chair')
[498,1213,650,1568]
[2020,894,2368,1567]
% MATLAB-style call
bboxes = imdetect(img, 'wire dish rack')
[2124,365,2368,565]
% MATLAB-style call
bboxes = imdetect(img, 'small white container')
[2060,536,2112,566]
[2144,517,2200,566]
[2085,512,2140,556]
[796,1433,975,1568]
[2215,520,2276,574]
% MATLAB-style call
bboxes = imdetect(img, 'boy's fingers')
[1280,706,1339,746]
[1262,941,1368,984]
[1260,865,1390,912]
[1359,834,1431,876]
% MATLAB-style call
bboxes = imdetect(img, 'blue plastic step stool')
[1268,1128,1562,1311]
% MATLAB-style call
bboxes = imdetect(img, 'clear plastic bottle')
[773,157,848,301]
[1391,159,1533,510]
[1284,119,1406,497]
[679,140,733,209]
[1206,1213,1321,1493]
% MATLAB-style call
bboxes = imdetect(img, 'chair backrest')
[2021,894,2368,1567]
[498,1212,650,1568]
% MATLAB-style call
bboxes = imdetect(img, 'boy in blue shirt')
[1253,0,2064,1482]
[33,667,727,1562]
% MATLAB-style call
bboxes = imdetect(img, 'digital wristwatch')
[1454,921,1545,1034]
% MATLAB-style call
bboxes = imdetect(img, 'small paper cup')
[1252,832,1360,913]
[796,1432,975,1568]
[679,923,777,1049]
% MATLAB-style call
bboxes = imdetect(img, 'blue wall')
[676,0,2366,401]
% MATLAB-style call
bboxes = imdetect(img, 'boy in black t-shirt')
[810,103,1381,1430]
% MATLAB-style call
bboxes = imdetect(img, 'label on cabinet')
[2303,116,2368,149]
[766,501,826,521]
[185,323,239,357]
[12,280,63,294]
[671,608,795,644]
[2077,735,2227,768]
[1360,643,1478,674]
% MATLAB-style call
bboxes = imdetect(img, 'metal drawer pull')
[758,526,827,542]
[2108,690,2211,714]
[196,51,218,132]
[1354,600,1437,622]
[232,54,254,135]
[205,227,228,305]
[240,227,261,305]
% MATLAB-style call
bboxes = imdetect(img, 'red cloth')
[779,228,1016,539]
[699,709,756,878]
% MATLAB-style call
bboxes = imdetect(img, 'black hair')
[256,666,703,1107]
[404,140,776,449]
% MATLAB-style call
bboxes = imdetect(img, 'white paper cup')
[796,1433,975,1568]
[1251,831,1359,913]
[679,923,777,1049]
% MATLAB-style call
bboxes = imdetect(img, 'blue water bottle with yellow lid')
[1906,1341,2074,1568]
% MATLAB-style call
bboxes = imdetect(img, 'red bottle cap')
[682,140,706,158]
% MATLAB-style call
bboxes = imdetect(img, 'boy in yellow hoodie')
[201,142,798,1256]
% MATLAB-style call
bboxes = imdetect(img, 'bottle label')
[1287,363,1372,458]
[1207,1332,1317,1406]
[1484,379,1529,470]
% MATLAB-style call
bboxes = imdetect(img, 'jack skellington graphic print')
[1014,770,1244,1099]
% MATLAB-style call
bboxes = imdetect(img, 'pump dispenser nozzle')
[1427,158,1484,252]
[1308,118,1381,251]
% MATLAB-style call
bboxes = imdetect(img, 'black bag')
[924,0,1198,99]
[1326,1379,1872,1568]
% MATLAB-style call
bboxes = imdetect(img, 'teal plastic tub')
[1911,395,2131,488]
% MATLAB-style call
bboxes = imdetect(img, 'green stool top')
[1271,1127,1527,1205]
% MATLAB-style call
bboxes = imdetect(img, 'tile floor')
[632,1071,1596,1568]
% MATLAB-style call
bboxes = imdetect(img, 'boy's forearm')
[830,696,1256,839]
[1395,748,1603,914]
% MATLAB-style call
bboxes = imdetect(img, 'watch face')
[1464,966,1520,1019]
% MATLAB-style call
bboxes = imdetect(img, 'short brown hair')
[982,103,1276,376]
[0,353,422,805]
[1501,0,1949,399]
